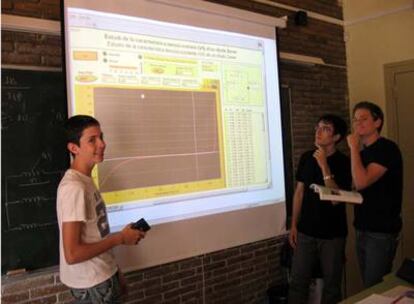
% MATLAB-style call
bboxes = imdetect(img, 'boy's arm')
[313,146,341,189]
[63,222,145,265]
[348,134,387,190]
[289,181,304,249]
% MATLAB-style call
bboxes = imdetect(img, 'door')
[384,59,414,267]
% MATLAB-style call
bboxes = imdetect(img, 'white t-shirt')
[57,169,117,288]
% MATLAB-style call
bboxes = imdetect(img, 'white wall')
[343,0,414,296]
[344,0,414,134]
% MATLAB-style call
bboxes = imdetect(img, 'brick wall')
[1,237,287,304]
[2,0,349,303]
[2,30,62,67]
[279,61,349,167]
[2,0,61,20]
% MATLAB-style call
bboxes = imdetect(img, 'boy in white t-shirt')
[57,115,146,303]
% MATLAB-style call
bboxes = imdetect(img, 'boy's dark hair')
[64,115,100,146]
[353,101,384,133]
[317,114,347,143]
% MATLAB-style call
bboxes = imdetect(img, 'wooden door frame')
[384,59,414,143]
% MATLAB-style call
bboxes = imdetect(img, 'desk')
[340,274,414,303]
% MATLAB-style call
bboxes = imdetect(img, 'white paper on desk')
[382,286,414,298]
[396,298,414,304]
[355,294,393,304]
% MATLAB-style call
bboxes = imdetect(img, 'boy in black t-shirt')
[288,114,351,304]
[347,101,403,288]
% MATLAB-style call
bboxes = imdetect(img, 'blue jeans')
[288,232,345,304]
[70,272,122,304]
[356,230,399,288]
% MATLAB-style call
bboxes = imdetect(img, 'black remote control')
[131,218,151,232]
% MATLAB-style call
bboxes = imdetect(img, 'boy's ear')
[333,133,340,143]
[374,118,382,130]
[67,142,80,155]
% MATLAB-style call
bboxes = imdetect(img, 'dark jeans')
[356,230,399,288]
[70,272,122,304]
[288,232,345,304]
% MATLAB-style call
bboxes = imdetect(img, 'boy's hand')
[120,224,146,245]
[313,145,328,171]
[289,226,298,249]
[347,132,360,150]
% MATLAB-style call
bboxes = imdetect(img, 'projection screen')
[63,0,287,270]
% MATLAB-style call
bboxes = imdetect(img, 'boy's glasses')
[314,125,333,133]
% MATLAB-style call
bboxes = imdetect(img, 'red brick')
[205,274,227,286]
[210,247,240,261]
[2,52,41,65]
[143,264,178,279]
[214,277,241,291]
[1,291,30,303]
[137,277,161,289]
[144,284,167,297]
[40,55,62,67]
[227,252,254,265]
[134,294,162,304]
[212,264,240,277]
[13,2,43,18]
[203,260,225,271]
[1,0,13,10]
[2,41,15,52]
[240,241,264,253]
[42,3,61,20]
[2,274,54,295]
[57,290,73,302]
[162,269,196,283]
[41,0,60,5]
[181,274,203,286]
[124,290,144,302]
[26,295,57,304]
[179,257,202,270]
[181,289,203,302]
[162,297,180,304]
[164,285,196,299]
[30,283,68,298]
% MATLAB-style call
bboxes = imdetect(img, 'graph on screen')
[94,87,225,203]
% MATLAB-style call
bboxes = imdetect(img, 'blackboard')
[1,68,69,274]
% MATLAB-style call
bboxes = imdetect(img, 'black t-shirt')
[296,150,351,239]
[354,137,403,233]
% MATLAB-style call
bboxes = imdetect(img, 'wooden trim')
[279,52,346,69]
[280,52,324,65]
[1,14,60,35]
[1,64,62,72]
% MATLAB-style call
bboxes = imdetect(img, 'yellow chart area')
[75,84,226,205]
[222,64,263,106]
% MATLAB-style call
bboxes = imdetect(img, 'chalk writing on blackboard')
[1,68,69,273]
